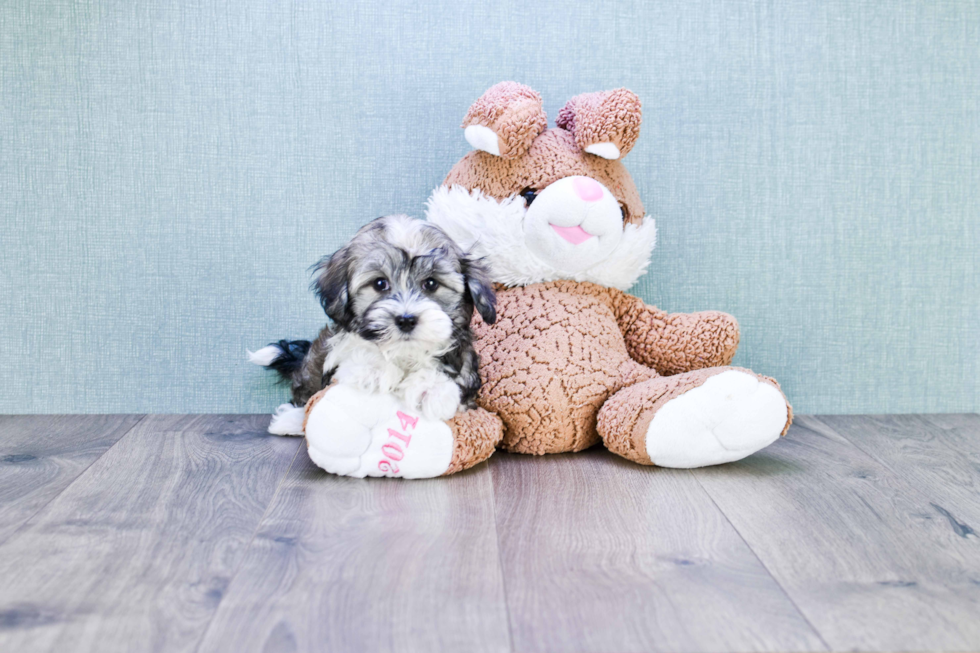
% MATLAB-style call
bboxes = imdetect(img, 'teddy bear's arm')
[606,288,740,376]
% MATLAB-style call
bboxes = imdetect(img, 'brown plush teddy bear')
[301,82,791,477]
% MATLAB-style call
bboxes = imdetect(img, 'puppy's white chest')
[329,341,409,395]
[325,332,460,420]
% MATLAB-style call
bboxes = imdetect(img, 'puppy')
[249,214,496,435]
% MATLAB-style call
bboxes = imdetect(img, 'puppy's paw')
[267,403,306,436]
[333,363,382,395]
[419,381,462,421]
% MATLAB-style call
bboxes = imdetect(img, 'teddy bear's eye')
[520,188,537,206]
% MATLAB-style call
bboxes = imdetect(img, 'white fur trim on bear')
[304,384,455,479]
[425,185,657,291]
[584,142,621,159]
[464,125,501,156]
[645,371,787,468]
[268,403,306,436]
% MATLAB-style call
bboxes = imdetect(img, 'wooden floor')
[0,415,978,652]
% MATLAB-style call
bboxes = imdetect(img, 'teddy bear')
[300,81,791,477]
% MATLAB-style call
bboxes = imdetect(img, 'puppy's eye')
[422,278,439,292]
[520,188,537,206]
[372,278,390,292]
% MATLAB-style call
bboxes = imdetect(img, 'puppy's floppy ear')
[461,255,496,324]
[311,246,353,326]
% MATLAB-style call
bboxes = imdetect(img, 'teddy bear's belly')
[473,283,649,455]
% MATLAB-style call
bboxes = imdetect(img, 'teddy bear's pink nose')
[572,177,604,202]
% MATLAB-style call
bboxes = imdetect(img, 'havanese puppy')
[249,214,496,436]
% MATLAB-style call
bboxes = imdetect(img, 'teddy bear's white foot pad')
[646,371,787,468]
[304,385,454,479]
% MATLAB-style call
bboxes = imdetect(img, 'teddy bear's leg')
[302,385,502,478]
[597,367,792,468]
[442,408,504,475]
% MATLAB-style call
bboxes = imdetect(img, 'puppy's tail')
[248,339,311,380]
[249,328,333,435]
[248,339,314,437]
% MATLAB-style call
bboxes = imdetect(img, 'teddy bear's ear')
[556,88,641,160]
[461,82,548,159]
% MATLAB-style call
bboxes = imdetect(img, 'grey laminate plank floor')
[198,453,511,653]
[692,415,980,652]
[816,414,980,528]
[490,451,825,653]
[0,414,977,653]
[0,415,300,653]
[0,414,144,545]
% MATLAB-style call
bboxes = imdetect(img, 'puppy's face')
[313,215,495,352]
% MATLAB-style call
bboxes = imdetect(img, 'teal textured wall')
[1,0,977,414]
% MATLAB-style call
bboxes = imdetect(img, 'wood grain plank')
[491,449,826,653]
[817,414,980,529]
[0,414,301,653]
[919,413,980,455]
[918,413,980,428]
[197,454,511,653]
[919,413,980,428]
[693,416,980,652]
[0,414,144,545]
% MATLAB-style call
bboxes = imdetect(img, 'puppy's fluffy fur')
[249,215,496,435]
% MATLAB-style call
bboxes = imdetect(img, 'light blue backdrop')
[1,0,977,414]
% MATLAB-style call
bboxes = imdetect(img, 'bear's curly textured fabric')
[463,81,541,127]
[462,81,547,159]
[607,291,741,375]
[442,408,504,475]
[470,280,750,456]
[556,88,642,158]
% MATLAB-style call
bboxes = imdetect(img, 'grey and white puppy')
[249,214,496,435]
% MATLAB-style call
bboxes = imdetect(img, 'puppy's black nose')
[395,314,418,333]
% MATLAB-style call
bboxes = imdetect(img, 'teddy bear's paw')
[304,384,455,479]
[646,370,788,468]
[419,380,463,421]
